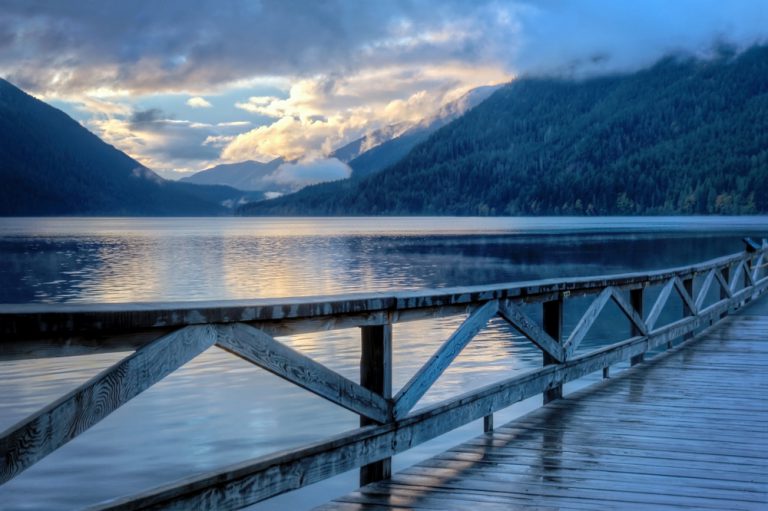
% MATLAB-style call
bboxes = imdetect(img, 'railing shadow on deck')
[1,240,767,510]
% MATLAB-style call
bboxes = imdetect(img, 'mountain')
[334,85,501,180]
[330,124,406,164]
[240,46,768,216]
[237,85,501,213]
[0,78,258,215]
[181,158,287,192]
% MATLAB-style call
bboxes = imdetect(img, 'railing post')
[359,323,392,486]
[682,277,694,342]
[720,265,730,319]
[630,287,645,365]
[745,256,753,292]
[542,297,563,404]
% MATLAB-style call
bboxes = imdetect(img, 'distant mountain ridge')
[180,158,287,192]
[0,78,259,215]
[240,46,768,216]
[335,85,502,180]
[179,85,499,195]
[230,85,501,211]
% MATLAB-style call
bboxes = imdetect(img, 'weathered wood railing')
[1,241,767,510]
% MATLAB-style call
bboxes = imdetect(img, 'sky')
[1,0,766,183]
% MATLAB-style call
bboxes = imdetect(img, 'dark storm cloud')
[3,0,763,96]
[1,0,475,94]
[129,108,165,127]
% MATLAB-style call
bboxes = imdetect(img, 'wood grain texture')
[564,287,613,358]
[88,285,768,510]
[753,254,765,281]
[497,300,564,362]
[393,300,498,418]
[541,298,563,403]
[5,248,768,510]
[629,287,645,366]
[695,269,717,311]
[324,297,768,511]
[716,267,734,298]
[360,323,393,485]
[674,276,698,316]
[3,249,762,342]
[215,323,390,424]
[0,325,216,484]
[610,288,648,336]
[645,278,676,330]
[730,261,746,293]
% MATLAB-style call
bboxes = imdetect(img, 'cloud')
[265,158,352,190]
[186,96,212,108]
[217,121,251,127]
[4,0,765,172]
[223,63,509,161]
[129,108,165,127]
[88,107,253,173]
[4,0,764,98]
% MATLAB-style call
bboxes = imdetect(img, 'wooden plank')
[645,278,675,330]
[674,276,698,316]
[3,250,762,341]
[422,449,768,484]
[322,304,768,510]
[730,261,746,293]
[0,329,173,362]
[563,287,612,358]
[695,269,717,311]
[453,440,768,471]
[0,325,216,484]
[483,414,493,433]
[2,251,765,509]
[628,288,645,366]
[541,297,563,403]
[716,266,733,298]
[497,300,564,362]
[744,259,757,286]
[719,265,734,320]
[610,288,648,336]
[395,469,766,508]
[215,323,390,424]
[681,277,695,342]
[753,254,765,282]
[360,323,393,485]
[393,300,498,419]
[89,294,754,511]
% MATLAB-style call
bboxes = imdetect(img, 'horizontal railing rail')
[1,240,767,510]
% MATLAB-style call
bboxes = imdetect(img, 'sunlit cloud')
[186,96,212,108]
[224,63,509,162]
[88,109,251,174]
[2,0,764,174]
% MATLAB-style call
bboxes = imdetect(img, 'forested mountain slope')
[0,78,240,215]
[241,45,768,216]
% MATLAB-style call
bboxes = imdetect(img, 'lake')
[1,216,766,510]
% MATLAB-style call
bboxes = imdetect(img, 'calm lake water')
[1,216,766,510]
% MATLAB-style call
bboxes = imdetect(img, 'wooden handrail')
[0,249,755,341]
[1,244,766,510]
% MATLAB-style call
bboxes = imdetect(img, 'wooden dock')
[1,242,767,510]
[318,298,768,510]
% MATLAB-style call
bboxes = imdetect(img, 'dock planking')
[318,297,768,510]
